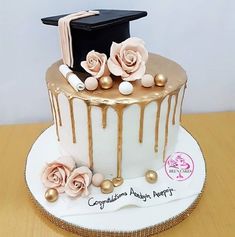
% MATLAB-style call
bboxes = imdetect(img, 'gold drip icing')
[85,101,94,169]
[46,54,187,107]
[154,99,163,152]
[46,54,188,180]
[139,103,147,143]
[101,105,108,129]
[50,92,60,141]
[163,95,173,160]
[180,84,187,122]
[113,105,126,178]
[172,90,180,125]
[68,98,76,143]
[54,94,62,126]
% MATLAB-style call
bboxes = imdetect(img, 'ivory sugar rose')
[65,166,92,197]
[81,50,110,78]
[107,37,148,81]
[41,156,75,193]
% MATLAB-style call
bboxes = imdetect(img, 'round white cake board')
[25,126,206,236]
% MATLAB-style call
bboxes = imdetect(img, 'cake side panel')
[47,83,186,179]
[91,106,118,178]
[122,102,162,178]
[57,95,90,166]
[165,85,186,159]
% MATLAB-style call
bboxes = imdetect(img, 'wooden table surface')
[0,112,235,237]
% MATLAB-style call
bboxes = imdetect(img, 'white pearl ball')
[85,77,98,91]
[92,173,104,187]
[119,81,133,95]
[141,74,154,88]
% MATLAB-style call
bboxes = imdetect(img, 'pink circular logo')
[165,152,194,181]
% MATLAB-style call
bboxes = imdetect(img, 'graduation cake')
[25,9,205,236]
[42,9,186,189]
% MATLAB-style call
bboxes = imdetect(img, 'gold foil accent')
[114,105,126,178]
[50,92,60,141]
[180,84,187,122]
[68,98,76,143]
[101,105,108,129]
[85,101,94,169]
[154,99,163,152]
[163,95,172,160]
[139,103,147,143]
[172,90,180,125]
[54,94,62,126]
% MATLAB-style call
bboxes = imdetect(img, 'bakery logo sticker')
[165,152,194,181]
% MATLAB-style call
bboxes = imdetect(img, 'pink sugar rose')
[65,166,92,197]
[107,37,148,81]
[42,156,75,193]
[81,50,110,78]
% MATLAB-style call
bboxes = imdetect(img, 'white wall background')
[0,0,235,124]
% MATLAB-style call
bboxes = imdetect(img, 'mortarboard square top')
[42,10,147,71]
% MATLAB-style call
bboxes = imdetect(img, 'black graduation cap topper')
[41,9,147,71]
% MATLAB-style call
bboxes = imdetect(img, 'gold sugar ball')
[45,188,58,202]
[100,179,114,194]
[145,170,158,184]
[112,177,124,187]
[99,76,113,89]
[154,74,168,87]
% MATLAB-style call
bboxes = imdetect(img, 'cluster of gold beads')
[85,75,113,91]
[100,177,124,194]
[141,73,168,88]
[45,171,158,201]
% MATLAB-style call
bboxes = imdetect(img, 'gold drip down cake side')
[46,53,187,180]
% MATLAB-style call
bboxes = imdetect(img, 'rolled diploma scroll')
[59,64,85,91]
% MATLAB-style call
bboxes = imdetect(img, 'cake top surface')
[41,9,147,31]
[46,54,187,106]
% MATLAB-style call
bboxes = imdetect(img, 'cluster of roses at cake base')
[42,156,104,202]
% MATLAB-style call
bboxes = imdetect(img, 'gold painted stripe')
[101,105,108,129]
[172,90,179,125]
[163,95,172,160]
[154,99,163,152]
[139,103,146,143]
[86,102,94,169]
[50,92,60,141]
[116,105,125,178]
[180,85,186,122]
[68,98,76,143]
[54,94,62,126]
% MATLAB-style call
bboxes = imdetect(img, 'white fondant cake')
[25,9,206,236]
